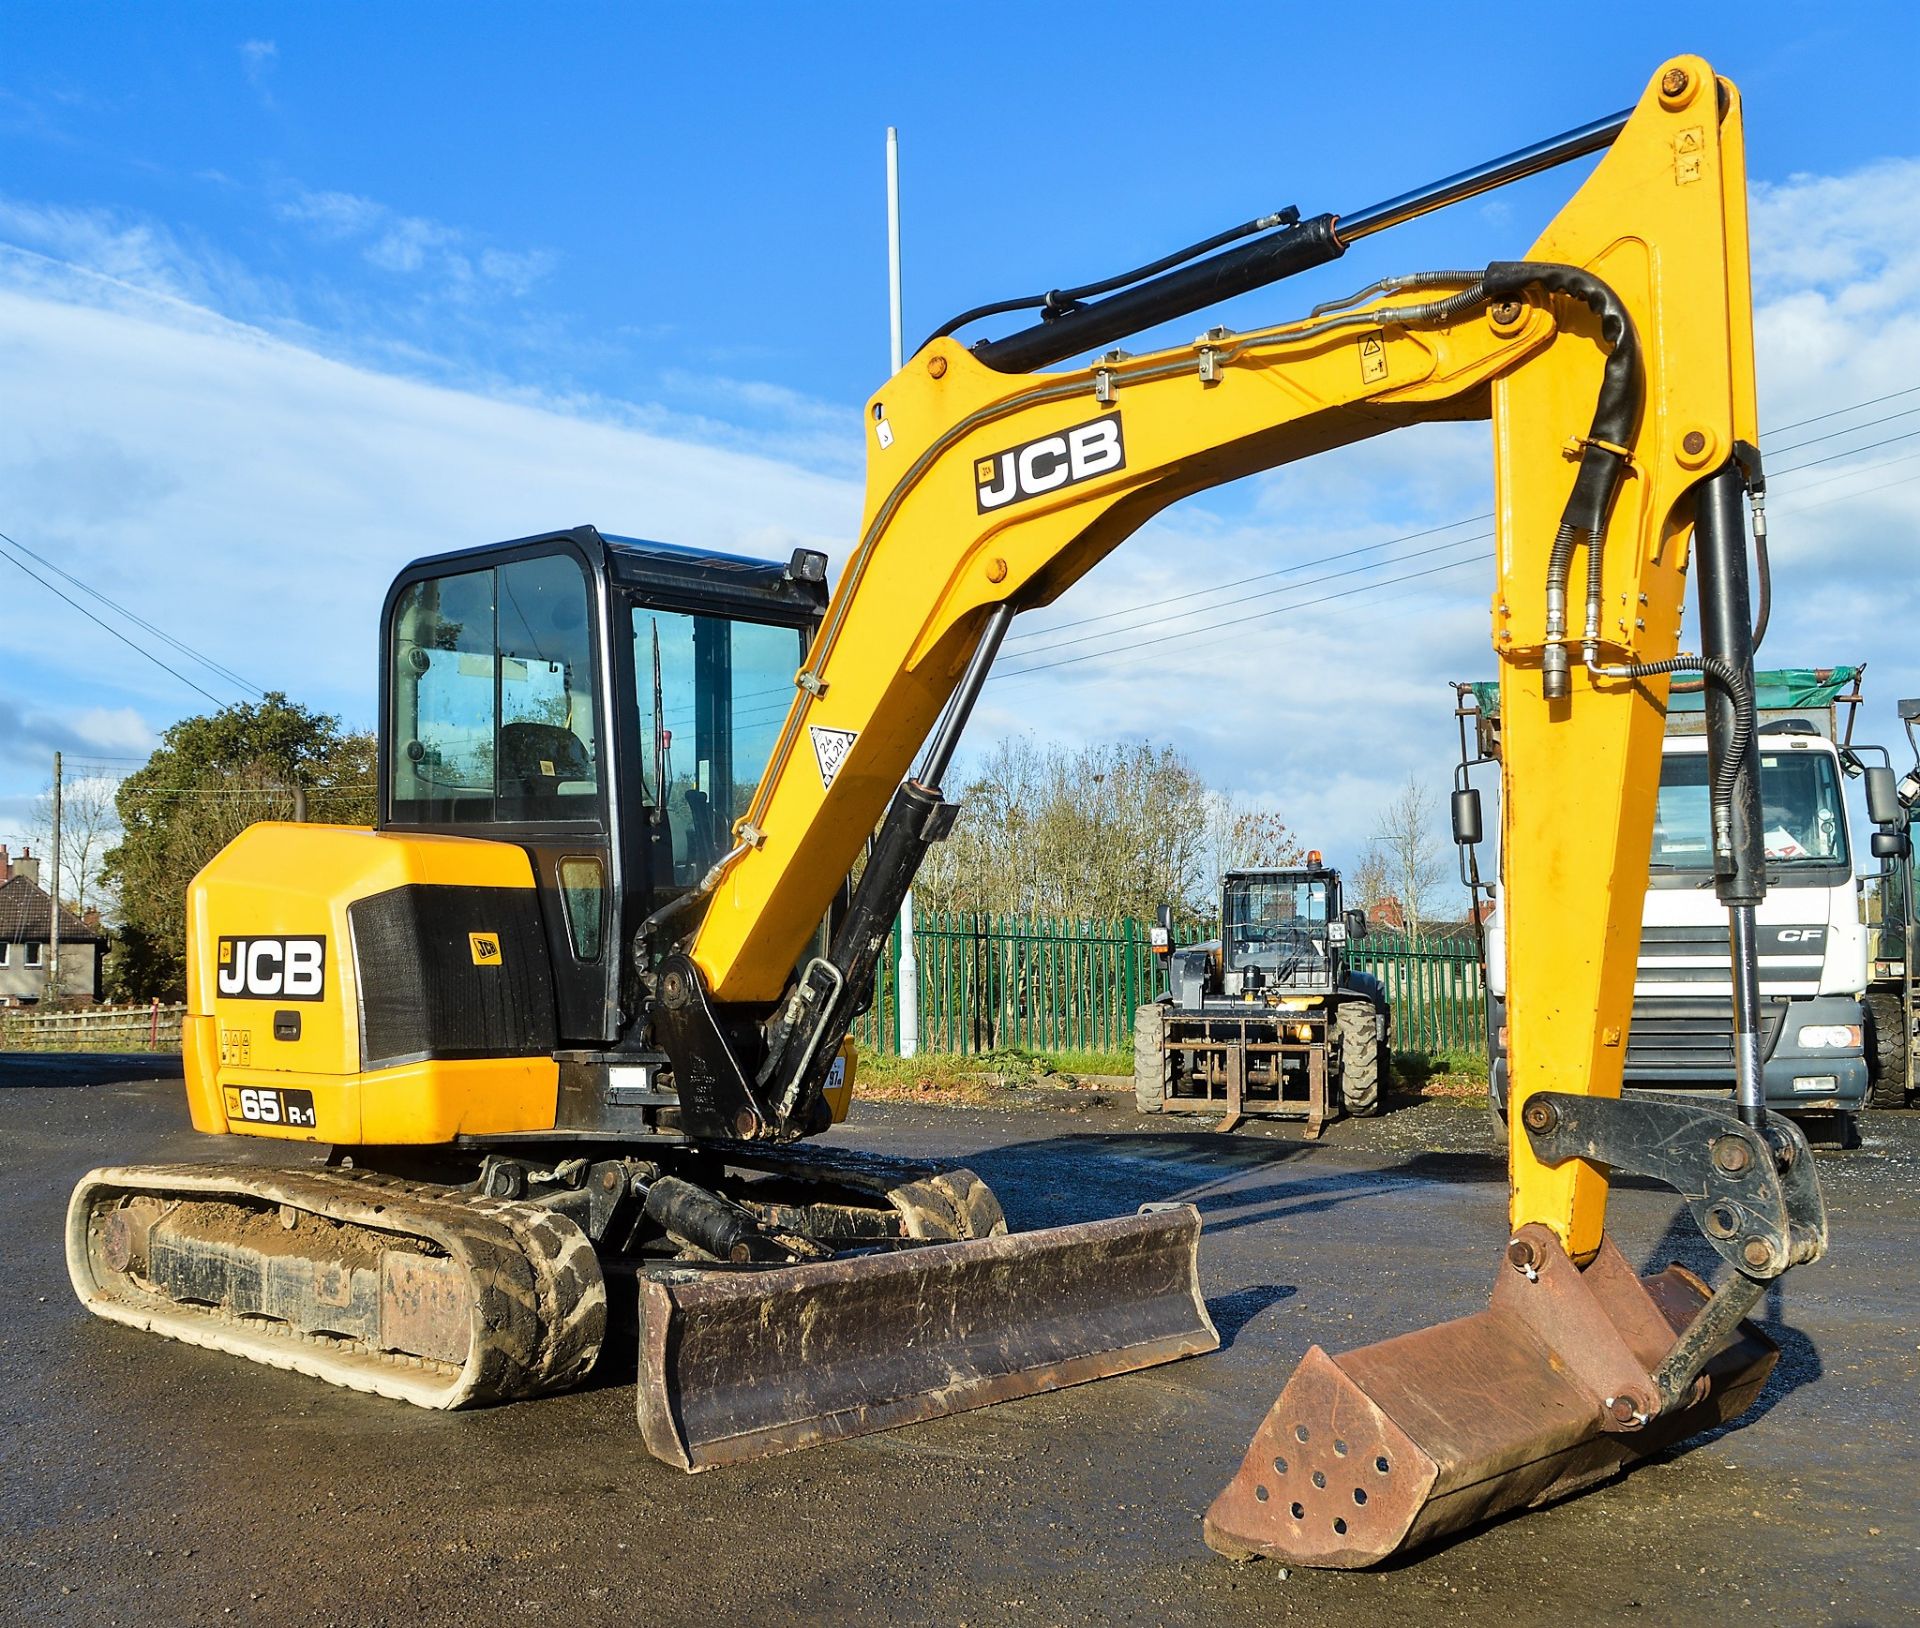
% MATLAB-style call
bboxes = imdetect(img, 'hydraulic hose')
[1590,653,1754,869]
[1479,262,1643,698]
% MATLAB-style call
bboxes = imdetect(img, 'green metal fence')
[854,913,1487,1060]
[1348,933,1488,1056]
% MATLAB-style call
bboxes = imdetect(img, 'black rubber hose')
[1482,260,1643,536]
[1751,521,1771,652]
[924,208,1302,346]
[1598,653,1753,817]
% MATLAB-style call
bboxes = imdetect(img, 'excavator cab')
[380,527,830,1049]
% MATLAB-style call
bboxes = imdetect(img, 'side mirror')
[1872,829,1911,861]
[1866,766,1902,827]
[1451,787,1483,847]
[1150,902,1172,953]
[1344,909,1368,943]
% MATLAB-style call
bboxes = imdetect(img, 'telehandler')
[70,55,1826,1568]
[1136,858,1389,1134]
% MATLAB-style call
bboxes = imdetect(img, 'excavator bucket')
[636,1206,1219,1470]
[1204,1225,1776,1567]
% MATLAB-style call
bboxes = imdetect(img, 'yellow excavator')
[69,55,1826,1568]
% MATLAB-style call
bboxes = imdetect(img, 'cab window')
[633,607,804,892]
[390,554,601,824]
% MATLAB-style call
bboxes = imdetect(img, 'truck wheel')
[1865,991,1910,1109]
[1336,1001,1382,1116]
[1134,1003,1167,1114]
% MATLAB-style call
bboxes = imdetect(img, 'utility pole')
[888,125,920,1060]
[46,749,62,1001]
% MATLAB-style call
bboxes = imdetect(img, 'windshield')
[1225,876,1330,979]
[1650,748,1849,875]
[633,606,806,891]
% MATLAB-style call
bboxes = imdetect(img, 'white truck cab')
[1472,669,1873,1121]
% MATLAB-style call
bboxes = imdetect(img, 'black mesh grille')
[349,885,555,1069]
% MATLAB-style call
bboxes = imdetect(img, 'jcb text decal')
[217,936,327,1001]
[975,414,1125,513]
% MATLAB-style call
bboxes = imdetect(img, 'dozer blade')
[636,1205,1219,1470]
[68,1163,606,1408]
[1204,1226,1775,1568]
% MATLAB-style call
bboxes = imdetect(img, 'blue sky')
[1,3,1916,883]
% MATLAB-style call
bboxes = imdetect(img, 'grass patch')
[1395,1048,1492,1100]
[854,1046,1130,1104]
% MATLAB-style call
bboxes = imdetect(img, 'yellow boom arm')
[690,56,1756,1260]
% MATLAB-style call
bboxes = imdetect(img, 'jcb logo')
[975,415,1125,513]
[470,932,503,966]
[216,936,326,1001]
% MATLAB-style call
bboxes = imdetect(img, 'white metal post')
[47,750,62,1001]
[888,126,920,1059]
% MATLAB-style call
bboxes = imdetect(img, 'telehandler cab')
[70,56,1825,1567]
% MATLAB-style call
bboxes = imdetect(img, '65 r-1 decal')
[975,413,1125,512]
[224,1085,318,1129]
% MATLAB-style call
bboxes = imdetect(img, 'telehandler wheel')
[1134,1003,1168,1113]
[1865,991,1910,1109]
[1335,1000,1382,1117]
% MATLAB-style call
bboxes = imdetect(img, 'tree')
[1201,794,1305,905]
[916,737,1216,923]
[1369,773,1446,938]
[25,772,122,921]
[1348,844,1393,926]
[102,694,376,1000]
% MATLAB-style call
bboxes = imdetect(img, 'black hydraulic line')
[924,208,1301,346]
[1476,261,1642,700]
[953,104,1630,374]
[1697,462,1769,1125]
[1691,464,1767,909]
[971,214,1346,375]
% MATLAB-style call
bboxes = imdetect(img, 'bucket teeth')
[1205,1231,1777,1567]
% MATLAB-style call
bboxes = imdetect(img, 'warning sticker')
[1358,332,1387,384]
[810,725,857,789]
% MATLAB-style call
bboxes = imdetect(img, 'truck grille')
[1636,922,1823,997]
[1625,994,1788,1078]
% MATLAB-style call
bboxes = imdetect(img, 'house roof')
[0,876,106,943]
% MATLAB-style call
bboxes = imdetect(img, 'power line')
[992,391,1920,674]
[992,551,1491,683]
[1763,404,1920,459]
[0,538,227,706]
[1766,382,1920,437]
[1771,427,1920,479]
[0,527,262,697]
[1001,512,1494,646]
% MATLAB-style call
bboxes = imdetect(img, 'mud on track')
[3,1056,1916,1626]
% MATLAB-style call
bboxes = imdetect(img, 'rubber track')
[67,1162,606,1409]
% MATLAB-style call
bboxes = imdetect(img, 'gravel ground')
[3,1056,1915,1626]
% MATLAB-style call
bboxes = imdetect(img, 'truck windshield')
[1226,877,1330,974]
[1650,749,1849,874]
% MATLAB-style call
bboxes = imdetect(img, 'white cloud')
[277,187,557,301]
[1,150,1916,886]
[0,261,860,845]
[239,40,278,105]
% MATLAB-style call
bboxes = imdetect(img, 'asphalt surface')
[4,1057,1917,1627]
